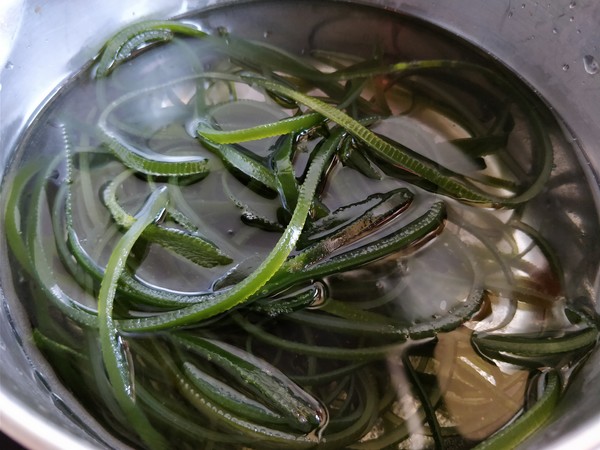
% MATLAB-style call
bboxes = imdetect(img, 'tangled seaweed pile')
[4,17,598,450]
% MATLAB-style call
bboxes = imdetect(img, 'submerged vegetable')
[3,7,598,450]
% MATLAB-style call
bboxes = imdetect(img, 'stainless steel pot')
[1,1,598,449]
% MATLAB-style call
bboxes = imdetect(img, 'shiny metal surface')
[1,1,598,449]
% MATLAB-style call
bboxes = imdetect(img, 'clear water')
[3,1,599,449]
